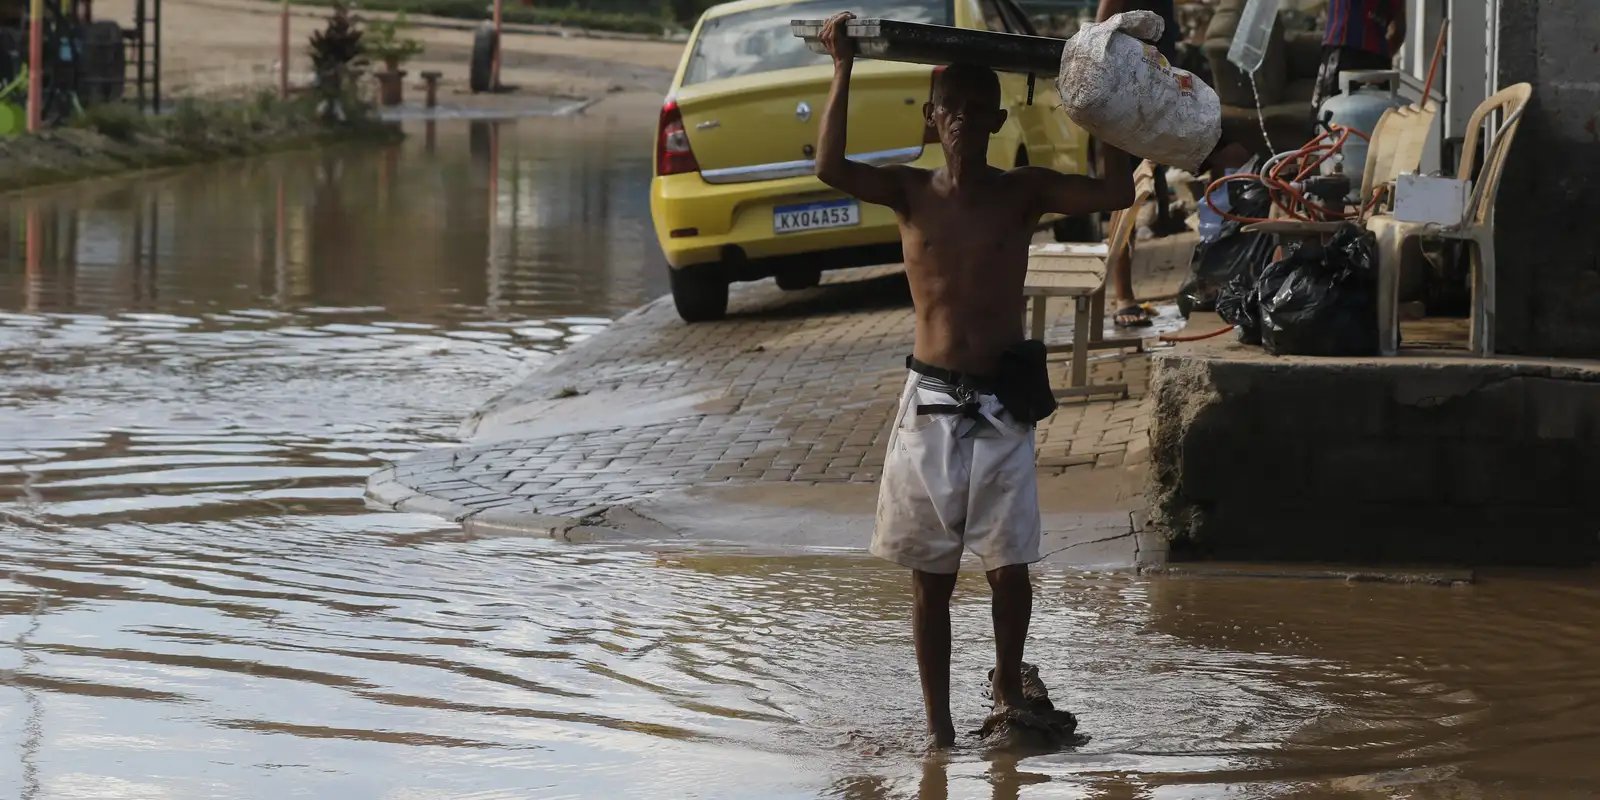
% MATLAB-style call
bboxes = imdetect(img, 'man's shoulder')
[872,164,933,196]
[883,164,934,180]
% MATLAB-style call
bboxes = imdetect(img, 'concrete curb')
[462,507,596,539]
[205,0,685,43]
[365,465,474,521]
[366,464,601,537]
[377,96,596,122]
[1141,563,1477,586]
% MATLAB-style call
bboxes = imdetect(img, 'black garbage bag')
[1178,226,1275,317]
[1227,253,1294,345]
[1177,180,1273,318]
[1258,224,1380,356]
[1225,177,1273,221]
[1210,230,1276,325]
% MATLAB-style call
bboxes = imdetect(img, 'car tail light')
[923,66,946,145]
[656,99,700,176]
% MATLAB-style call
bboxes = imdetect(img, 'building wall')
[1493,0,1600,357]
[1148,350,1600,566]
[1444,0,1490,142]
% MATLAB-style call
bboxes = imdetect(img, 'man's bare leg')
[1112,141,1253,328]
[986,564,1032,709]
[912,569,958,747]
[1109,242,1147,327]
[1150,165,1187,236]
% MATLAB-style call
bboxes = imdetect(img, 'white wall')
[1391,0,1496,173]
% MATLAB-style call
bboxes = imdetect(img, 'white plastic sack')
[1056,11,1221,172]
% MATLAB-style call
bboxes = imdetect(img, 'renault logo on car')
[796,101,812,122]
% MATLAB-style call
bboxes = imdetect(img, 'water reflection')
[0,118,667,318]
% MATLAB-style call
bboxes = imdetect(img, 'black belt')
[907,356,992,419]
[906,355,996,392]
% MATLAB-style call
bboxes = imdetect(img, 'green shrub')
[367,10,425,66]
[166,99,209,143]
[73,102,150,141]
[504,6,666,34]
[290,0,677,35]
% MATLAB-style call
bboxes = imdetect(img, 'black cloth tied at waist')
[906,356,990,419]
[916,401,984,419]
[904,343,1058,426]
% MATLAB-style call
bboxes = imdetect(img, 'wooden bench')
[1023,159,1156,400]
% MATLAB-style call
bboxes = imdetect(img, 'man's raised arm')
[1017,141,1135,219]
[814,12,907,211]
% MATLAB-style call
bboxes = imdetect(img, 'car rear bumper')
[650,146,940,271]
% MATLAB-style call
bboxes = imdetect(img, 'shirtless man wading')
[813,13,1134,747]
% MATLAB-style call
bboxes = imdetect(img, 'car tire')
[669,264,729,323]
[774,267,820,291]
[469,24,497,94]
[82,21,126,105]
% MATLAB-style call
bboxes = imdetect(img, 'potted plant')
[308,2,369,121]
[367,12,424,107]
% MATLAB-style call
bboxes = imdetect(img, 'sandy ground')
[93,0,686,118]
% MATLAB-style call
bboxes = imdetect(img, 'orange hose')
[1177,126,1388,348]
[1361,185,1388,215]
[1161,325,1237,343]
[1421,20,1449,109]
[1203,125,1376,225]
[1205,174,1274,223]
[1293,137,1347,180]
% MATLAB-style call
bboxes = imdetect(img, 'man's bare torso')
[895,165,1037,377]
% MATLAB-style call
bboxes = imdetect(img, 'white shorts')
[872,371,1042,574]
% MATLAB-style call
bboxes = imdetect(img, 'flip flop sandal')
[1114,304,1153,328]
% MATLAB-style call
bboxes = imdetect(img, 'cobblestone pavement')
[367,235,1197,527]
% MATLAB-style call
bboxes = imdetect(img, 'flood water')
[4,118,1600,799]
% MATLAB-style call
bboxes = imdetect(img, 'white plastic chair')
[1365,82,1532,355]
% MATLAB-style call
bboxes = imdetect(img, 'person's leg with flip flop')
[1108,236,1152,328]
[1109,142,1254,328]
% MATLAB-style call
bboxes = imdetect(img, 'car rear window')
[682,0,952,86]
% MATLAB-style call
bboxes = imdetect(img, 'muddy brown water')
[4,118,1600,799]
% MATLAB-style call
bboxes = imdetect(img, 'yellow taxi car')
[650,0,1095,321]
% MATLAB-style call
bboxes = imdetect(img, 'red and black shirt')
[1322,0,1402,56]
